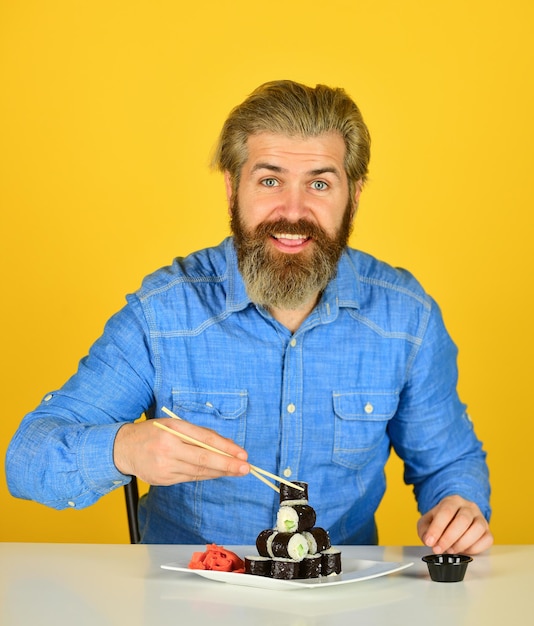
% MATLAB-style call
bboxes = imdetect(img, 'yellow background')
[1,1,533,545]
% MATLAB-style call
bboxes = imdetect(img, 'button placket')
[279,335,303,479]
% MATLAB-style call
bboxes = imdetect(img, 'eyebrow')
[251,162,342,179]
[251,162,285,174]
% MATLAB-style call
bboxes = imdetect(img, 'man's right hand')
[113,418,250,485]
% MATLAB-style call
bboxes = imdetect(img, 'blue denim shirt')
[6,237,490,544]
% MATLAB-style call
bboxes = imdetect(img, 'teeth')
[273,233,306,240]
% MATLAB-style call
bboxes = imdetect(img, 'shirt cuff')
[73,423,131,504]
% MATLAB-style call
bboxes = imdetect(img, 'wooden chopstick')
[153,421,279,492]
[157,406,305,492]
[161,407,302,491]
[247,469,281,492]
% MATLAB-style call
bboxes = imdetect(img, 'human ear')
[351,179,364,218]
[224,171,234,216]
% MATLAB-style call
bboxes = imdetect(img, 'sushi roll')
[276,504,316,533]
[256,529,277,558]
[245,556,272,577]
[249,481,336,581]
[270,532,309,562]
[271,558,301,580]
[321,547,342,576]
[303,527,331,554]
[279,481,309,506]
[300,553,322,579]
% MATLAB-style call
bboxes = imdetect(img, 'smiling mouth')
[271,233,311,246]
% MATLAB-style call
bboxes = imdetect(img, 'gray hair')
[212,80,371,198]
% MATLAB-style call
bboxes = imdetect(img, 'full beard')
[231,202,353,310]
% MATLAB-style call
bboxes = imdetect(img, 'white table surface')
[1,543,531,626]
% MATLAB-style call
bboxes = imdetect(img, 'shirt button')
[287,403,296,414]
[67,501,76,508]
[44,394,53,402]
[364,402,374,414]
[290,338,297,347]
[283,468,292,477]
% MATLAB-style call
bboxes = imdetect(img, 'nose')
[276,185,309,222]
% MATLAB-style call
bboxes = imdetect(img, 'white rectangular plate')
[161,556,413,590]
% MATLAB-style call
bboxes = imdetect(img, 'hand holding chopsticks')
[156,406,304,494]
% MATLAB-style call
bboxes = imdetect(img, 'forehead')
[243,132,346,172]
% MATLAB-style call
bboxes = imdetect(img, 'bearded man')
[6,80,492,554]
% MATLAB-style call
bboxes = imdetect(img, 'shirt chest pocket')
[171,390,248,447]
[332,391,399,469]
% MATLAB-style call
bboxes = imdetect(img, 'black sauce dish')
[422,554,473,582]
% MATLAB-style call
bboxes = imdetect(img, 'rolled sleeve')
[6,413,131,509]
[388,298,491,520]
[5,297,154,509]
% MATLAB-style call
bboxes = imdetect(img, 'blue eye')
[312,180,328,190]
[261,178,279,187]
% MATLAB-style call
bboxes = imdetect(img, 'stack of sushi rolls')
[245,481,342,580]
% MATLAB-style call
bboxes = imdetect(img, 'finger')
[455,529,494,555]
[159,418,249,461]
[148,452,249,486]
[445,520,494,555]
[429,507,474,554]
[417,512,432,543]
[155,421,250,477]
[419,504,459,552]
[420,497,493,555]
[183,446,250,479]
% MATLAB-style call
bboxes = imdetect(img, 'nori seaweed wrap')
[270,532,309,561]
[300,553,322,578]
[245,556,272,577]
[321,547,342,576]
[271,558,301,580]
[279,480,309,505]
[276,504,316,533]
[256,529,277,557]
[303,527,331,553]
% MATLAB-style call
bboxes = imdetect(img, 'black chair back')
[124,478,140,544]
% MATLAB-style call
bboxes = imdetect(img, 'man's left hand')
[417,495,494,555]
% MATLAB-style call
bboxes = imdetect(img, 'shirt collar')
[315,249,361,324]
[224,238,361,319]
[224,238,252,312]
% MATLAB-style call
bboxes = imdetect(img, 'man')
[6,80,492,553]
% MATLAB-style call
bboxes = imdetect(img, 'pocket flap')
[172,390,247,419]
[333,391,399,421]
